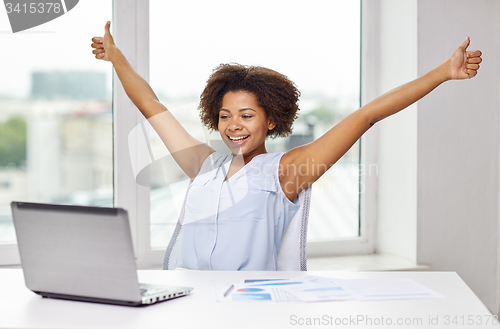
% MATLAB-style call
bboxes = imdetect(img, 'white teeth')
[229,135,248,141]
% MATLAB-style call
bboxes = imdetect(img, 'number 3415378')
[5,2,62,14]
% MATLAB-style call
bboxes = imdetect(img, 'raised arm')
[91,21,213,179]
[280,37,482,202]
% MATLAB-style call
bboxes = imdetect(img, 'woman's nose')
[228,119,242,130]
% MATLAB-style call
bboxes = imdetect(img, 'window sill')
[139,253,429,271]
[2,254,428,271]
[307,253,429,271]
[0,265,21,269]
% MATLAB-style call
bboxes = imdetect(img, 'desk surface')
[1,269,498,329]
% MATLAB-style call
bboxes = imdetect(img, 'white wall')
[416,0,500,314]
[368,0,500,315]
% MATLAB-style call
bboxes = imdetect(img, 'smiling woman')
[199,64,299,140]
[219,91,274,157]
[92,8,481,270]
[146,0,362,253]
[217,90,276,180]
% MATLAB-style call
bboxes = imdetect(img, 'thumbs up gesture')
[91,21,115,62]
[448,37,482,80]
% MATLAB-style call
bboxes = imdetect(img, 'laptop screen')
[11,202,142,302]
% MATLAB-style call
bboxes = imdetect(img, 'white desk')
[1,269,498,329]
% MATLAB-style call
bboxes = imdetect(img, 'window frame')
[112,0,154,267]
[115,0,376,268]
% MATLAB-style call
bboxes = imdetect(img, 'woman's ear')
[268,118,276,130]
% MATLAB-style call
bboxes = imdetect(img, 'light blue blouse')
[176,152,301,270]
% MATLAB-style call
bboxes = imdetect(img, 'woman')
[92,21,482,270]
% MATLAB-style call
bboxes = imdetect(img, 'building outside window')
[0,1,113,257]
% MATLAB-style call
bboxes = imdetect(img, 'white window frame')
[113,0,155,268]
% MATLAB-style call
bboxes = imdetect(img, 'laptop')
[11,201,193,306]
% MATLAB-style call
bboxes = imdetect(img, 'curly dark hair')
[199,63,300,138]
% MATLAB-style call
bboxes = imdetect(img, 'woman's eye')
[220,115,228,119]
[242,115,252,119]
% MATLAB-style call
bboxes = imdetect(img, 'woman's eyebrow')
[219,108,256,112]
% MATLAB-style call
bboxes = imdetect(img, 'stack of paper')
[215,275,444,303]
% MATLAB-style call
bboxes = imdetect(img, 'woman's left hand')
[448,37,482,80]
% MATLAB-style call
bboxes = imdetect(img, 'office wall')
[416,0,500,314]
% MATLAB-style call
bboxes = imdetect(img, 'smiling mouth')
[227,135,250,142]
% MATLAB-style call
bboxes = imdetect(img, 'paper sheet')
[337,278,445,300]
[215,279,302,303]
[214,275,445,303]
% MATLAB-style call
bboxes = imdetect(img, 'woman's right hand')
[89,20,214,179]
[91,21,115,61]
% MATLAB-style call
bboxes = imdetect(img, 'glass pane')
[0,1,113,245]
[149,0,360,249]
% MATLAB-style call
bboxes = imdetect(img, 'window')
[0,1,112,264]
[1,0,371,267]
[144,0,363,259]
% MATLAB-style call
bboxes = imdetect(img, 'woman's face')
[218,90,275,157]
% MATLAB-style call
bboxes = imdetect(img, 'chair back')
[163,185,312,271]
[277,185,311,271]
